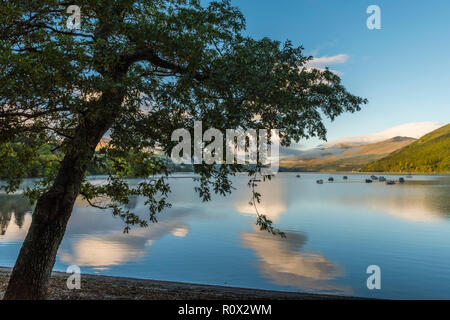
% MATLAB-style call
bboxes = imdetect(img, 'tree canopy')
[0,0,366,233]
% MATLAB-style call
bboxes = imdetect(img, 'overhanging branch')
[122,47,208,81]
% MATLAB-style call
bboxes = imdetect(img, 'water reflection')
[234,182,288,222]
[0,194,31,236]
[0,174,449,299]
[241,227,350,294]
[59,205,196,269]
[234,177,350,293]
[325,177,450,222]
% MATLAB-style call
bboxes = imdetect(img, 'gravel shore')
[0,267,356,300]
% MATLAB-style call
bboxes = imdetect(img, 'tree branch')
[0,107,72,119]
[123,47,208,81]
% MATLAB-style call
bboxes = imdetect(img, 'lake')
[1,173,449,299]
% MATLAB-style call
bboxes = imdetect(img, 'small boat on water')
[379,177,386,182]
[343,176,348,180]
[328,177,334,182]
[386,180,396,185]
[296,175,301,178]
[399,177,405,183]
[365,179,373,183]
[316,179,324,184]
[370,175,378,180]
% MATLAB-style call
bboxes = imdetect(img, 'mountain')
[360,124,450,173]
[280,136,416,172]
[323,122,445,147]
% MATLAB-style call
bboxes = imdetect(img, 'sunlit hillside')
[361,124,450,173]
[280,136,416,172]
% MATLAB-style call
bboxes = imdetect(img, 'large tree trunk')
[3,192,75,299]
[4,116,114,299]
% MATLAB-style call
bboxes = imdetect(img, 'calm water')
[1,173,450,299]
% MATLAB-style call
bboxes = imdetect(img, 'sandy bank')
[0,267,359,300]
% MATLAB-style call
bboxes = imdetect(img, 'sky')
[229,0,450,149]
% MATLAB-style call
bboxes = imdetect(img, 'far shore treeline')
[4,122,449,179]
[0,141,193,179]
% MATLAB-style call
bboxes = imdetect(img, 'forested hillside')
[361,124,450,173]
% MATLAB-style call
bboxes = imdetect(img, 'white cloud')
[302,54,349,75]
[305,54,349,69]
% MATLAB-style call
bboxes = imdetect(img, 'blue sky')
[229,0,450,148]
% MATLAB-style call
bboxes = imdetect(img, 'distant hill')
[361,124,450,173]
[280,136,416,172]
[322,121,444,146]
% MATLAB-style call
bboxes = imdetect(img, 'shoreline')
[278,171,450,175]
[0,267,360,300]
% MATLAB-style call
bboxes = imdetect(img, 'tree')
[0,0,366,299]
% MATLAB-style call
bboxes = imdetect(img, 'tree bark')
[3,196,73,299]
[4,112,115,299]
